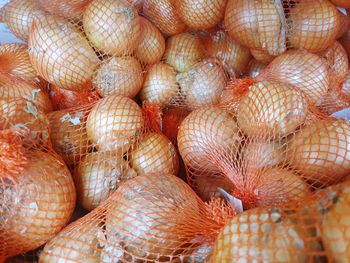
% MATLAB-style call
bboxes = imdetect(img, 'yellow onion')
[246,59,267,78]
[40,223,105,262]
[135,18,166,65]
[178,107,240,173]
[224,0,286,56]
[175,0,227,30]
[204,30,251,76]
[86,95,144,153]
[37,0,91,20]
[74,151,137,210]
[2,0,44,41]
[266,51,330,106]
[287,119,350,187]
[83,0,142,56]
[237,80,308,139]
[130,132,179,175]
[250,49,276,64]
[331,0,350,7]
[0,44,38,83]
[48,109,90,168]
[143,0,185,36]
[28,14,99,91]
[288,0,341,52]
[177,60,227,109]
[93,56,143,98]
[164,33,205,73]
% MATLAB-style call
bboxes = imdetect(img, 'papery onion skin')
[74,152,137,211]
[127,0,143,12]
[135,18,166,65]
[175,0,227,30]
[83,0,142,56]
[246,59,266,78]
[194,175,234,202]
[342,71,350,97]
[86,95,144,153]
[37,0,91,20]
[93,56,143,98]
[143,0,185,36]
[28,14,99,91]
[250,49,275,64]
[164,33,205,73]
[130,132,179,175]
[287,119,350,187]
[237,80,308,139]
[289,0,341,52]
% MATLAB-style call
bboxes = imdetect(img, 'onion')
[135,18,165,65]
[237,80,308,139]
[224,0,286,56]
[93,56,143,98]
[143,0,185,36]
[204,30,251,76]
[28,14,99,91]
[342,71,350,97]
[127,0,143,12]
[0,44,38,83]
[86,95,144,153]
[178,107,240,173]
[74,151,137,210]
[265,51,330,106]
[37,0,91,20]
[130,132,179,175]
[83,0,142,56]
[164,33,205,73]
[194,174,234,202]
[0,131,76,260]
[288,0,341,52]
[287,118,350,187]
[176,60,227,109]
[250,49,276,64]
[175,0,227,30]
[330,0,350,7]
[246,59,267,78]
[2,0,44,41]
[140,63,179,108]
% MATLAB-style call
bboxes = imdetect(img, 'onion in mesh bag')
[246,59,267,78]
[37,0,91,20]
[250,49,276,65]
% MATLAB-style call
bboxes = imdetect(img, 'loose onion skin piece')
[130,132,179,175]
[164,33,205,73]
[289,0,341,52]
[83,0,142,56]
[287,119,350,187]
[135,18,166,65]
[143,0,185,36]
[86,95,144,153]
[237,80,308,139]
[93,56,143,98]
[37,0,91,20]
[28,14,99,91]
[175,0,227,30]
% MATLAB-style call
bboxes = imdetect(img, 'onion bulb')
[0,131,76,260]
[330,0,350,7]
[237,80,308,139]
[224,0,286,56]
[28,14,99,91]
[130,132,179,175]
[0,44,38,83]
[250,49,276,64]
[135,18,166,65]
[246,59,266,78]
[83,0,142,56]
[140,63,178,108]
[175,0,227,30]
[288,0,341,52]
[164,33,205,73]
[86,95,144,153]
[266,51,330,106]
[74,151,137,210]
[176,60,227,109]
[2,0,44,41]
[143,0,185,36]
[93,56,143,98]
[287,119,350,187]
[178,107,240,173]
[37,0,91,20]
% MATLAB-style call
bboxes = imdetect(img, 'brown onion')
[86,95,144,153]
[143,0,185,36]
[177,60,227,109]
[246,59,267,78]
[37,0,91,20]
[93,56,143,98]
[130,132,179,175]
[164,33,205,73]
[135,18,166,65]
[83,0,142,56]
[28,14,99,91]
